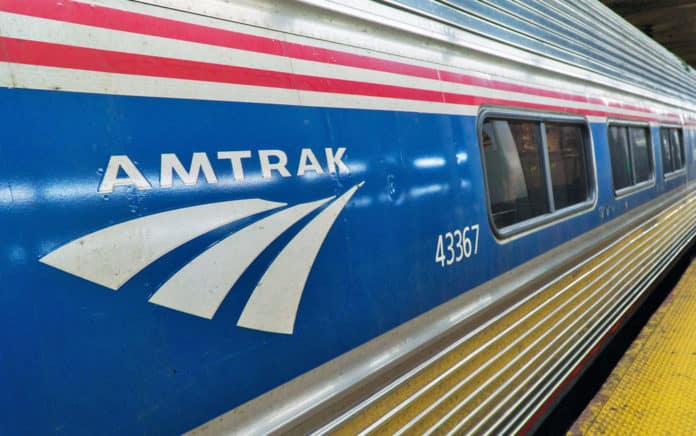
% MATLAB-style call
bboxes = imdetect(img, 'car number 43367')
[435,224,480,267]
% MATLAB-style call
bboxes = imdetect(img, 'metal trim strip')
[376,199,696,434]
[508,224,696,433]
[463,212,696,434]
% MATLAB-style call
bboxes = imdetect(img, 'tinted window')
[482,119,549,228]
[546,123,589,209]
[608,126,632,190]
[608,124,653,193]
[481,116,592,232]
[661,128,674,173]
[629,127,652,182]
[661,127,685,174]
[671,129,684,170]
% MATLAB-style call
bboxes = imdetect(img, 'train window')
[480,113,593,235]
[671,129,684,170]
[608,126,632,190]
[631,127,652,183]
[661,127,685,175]
[546,123,589,210]
[481,119,549,228]
[660,129,673,173]
[607,123,653,194]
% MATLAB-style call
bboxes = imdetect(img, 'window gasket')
[607,119,656,199]
[478,107,597,241]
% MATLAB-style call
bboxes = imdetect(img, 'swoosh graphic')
[237,182,363,334]
[40,199,284,290]
[148,196,334,319]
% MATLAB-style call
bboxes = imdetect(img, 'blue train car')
[1,0,695,434]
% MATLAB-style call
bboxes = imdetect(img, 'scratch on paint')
[7,183,15,204]
[0,33,17,88]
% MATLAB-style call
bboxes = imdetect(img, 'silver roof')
[382,0,696,102]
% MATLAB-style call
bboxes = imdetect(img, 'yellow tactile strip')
[571,255,696,435]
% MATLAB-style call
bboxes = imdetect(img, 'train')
[1,0,696,434]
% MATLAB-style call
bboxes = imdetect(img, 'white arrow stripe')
[39,199,284,290]
[237,182,363,334]
[148,196,334,319]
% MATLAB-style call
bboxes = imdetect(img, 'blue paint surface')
[0,88,686,434]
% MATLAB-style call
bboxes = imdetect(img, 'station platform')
[570,255,696,434]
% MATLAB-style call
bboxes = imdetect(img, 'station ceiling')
[601,0,696,67]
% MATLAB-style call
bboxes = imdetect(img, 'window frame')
[606,119,656,198]
[660,125,686,179]
[478,108,597,240]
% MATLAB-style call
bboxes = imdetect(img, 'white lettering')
[217,151,251,181]
[435,224,480,267]
[259,150,291,178]
[99,147,350,192]
[160,152,218,188]
[325,147,350,174]
[98,155,152,193]
[297,148,324,176]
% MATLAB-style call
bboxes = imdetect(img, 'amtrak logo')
[40,182,363,334]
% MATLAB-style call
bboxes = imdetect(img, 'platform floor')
[570,255,696,435]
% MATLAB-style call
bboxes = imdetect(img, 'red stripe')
[0,0,437,81]
[4,36,670,122]
[1,36,674,123]
[0,0,672,118]
[0,37,443,100]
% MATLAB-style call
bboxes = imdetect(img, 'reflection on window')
[630,127,652,182]
[546,123,589,210]
[608,124,653,192]
[671,129,684,170]
[481,116,592,231]
[482,120,548,228]
[661,129,673,173]
[661,127,685,174]
[608,126,632,190]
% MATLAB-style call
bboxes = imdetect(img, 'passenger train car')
[1,0,696,434]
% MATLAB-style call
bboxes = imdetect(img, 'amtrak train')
[2,0,696,434]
